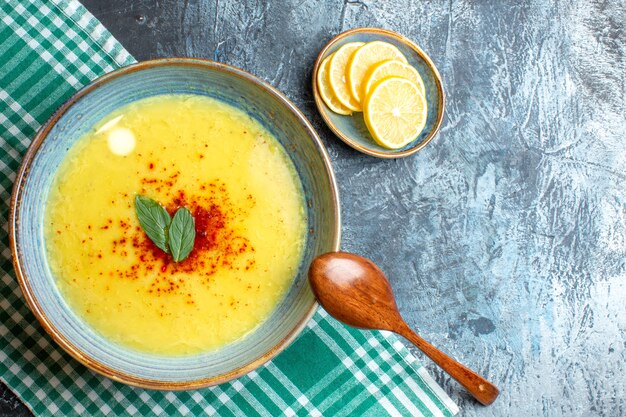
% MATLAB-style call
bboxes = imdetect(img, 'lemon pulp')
[346,41,407,105]
[364,76,427,149]
[328,42,364,111]
[363,59,425,98]
[317,53,352,115]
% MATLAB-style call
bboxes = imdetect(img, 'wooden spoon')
[309,251,499,406]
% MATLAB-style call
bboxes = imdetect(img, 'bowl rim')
[312,27,446,158]
[9,57,341,390]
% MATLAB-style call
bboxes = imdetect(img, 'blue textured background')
[2,1,624,416]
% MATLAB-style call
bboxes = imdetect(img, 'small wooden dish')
[312,28,446,158]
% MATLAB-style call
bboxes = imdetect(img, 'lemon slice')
[363,59,425,98]
[347,41,407,105]
[363,77,427,149]
[328,42,364,111]
[317,54,352,115]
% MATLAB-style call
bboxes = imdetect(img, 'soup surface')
[45,94,307,355]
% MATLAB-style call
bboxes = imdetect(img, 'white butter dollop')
[107,127,136,156]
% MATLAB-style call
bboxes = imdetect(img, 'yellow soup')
[45,94,307,355]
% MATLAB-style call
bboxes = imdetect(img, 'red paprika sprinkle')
[107,180,256,299]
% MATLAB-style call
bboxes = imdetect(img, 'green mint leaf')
[169,207,196,262]
[135,195,171,253]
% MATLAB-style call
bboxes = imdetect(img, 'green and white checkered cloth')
[0,1,459,416]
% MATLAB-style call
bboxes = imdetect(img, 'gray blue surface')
[2,0,624,416]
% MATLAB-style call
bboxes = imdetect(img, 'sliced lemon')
[363,76,427,149]
[328,42,364,111]
[317,54,352,115]
[347,41,407,105]
[363,59,425,98]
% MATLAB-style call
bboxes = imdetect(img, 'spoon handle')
[395,322,499,406]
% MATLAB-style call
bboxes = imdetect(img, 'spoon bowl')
[309,252,499,406]
[308,252,401,331]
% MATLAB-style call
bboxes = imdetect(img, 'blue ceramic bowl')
[9,58,341,389]
[313,28,445,158]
